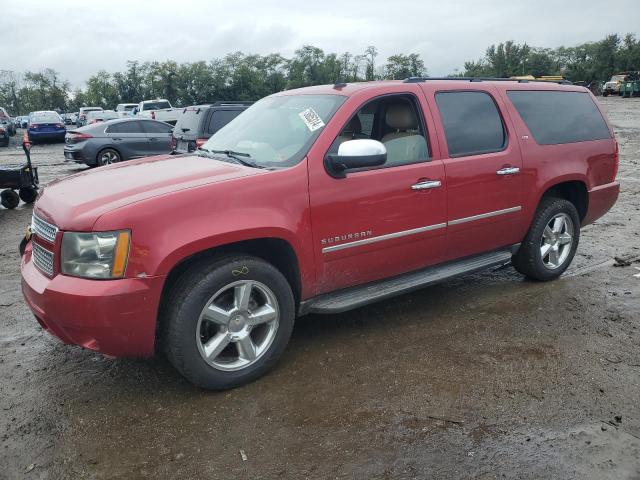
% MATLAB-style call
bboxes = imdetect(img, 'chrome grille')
[32,242,55,277]
[32,214,58,243]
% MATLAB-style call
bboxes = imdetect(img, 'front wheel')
[161,255,295,390]
[512,197,580,281]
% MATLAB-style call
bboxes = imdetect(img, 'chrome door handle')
[411,180,441,190]
[496,167,520,176]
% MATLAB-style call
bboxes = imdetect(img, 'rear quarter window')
[506,90,611,145]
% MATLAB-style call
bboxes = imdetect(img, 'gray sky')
[2,0,639,87]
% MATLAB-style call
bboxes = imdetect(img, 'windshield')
[31,112,61,124]
[202,94,346,168]
[144,101,171,110]
[611,75,626,82]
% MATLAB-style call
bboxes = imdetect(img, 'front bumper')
[21,243,165,357]
[583,181,620,226]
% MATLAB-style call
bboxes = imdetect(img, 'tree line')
[1,33,639,115]
[0,46,425,115]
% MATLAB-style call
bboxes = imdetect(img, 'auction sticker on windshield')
[298,108,325,132]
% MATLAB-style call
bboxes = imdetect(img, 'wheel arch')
[539,179,588,222]
[159,237,302,310]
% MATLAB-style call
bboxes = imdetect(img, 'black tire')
[1,189,20,209]
[97,148,121,166]
[512,197,580,281]
[161,255,295,390]
[19,187,38,204]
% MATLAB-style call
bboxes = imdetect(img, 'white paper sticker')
[298,108,325,132]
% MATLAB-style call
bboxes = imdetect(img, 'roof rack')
[403,76,572,85]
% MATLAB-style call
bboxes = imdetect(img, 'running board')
[300,248,514,315]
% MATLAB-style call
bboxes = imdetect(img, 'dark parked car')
[171,102,251,154]
[0,124,9,147]
[64,118,174,166]
[0,118,16,137]
[27,111,66,143]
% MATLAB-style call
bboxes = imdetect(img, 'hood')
[35,154,264,230]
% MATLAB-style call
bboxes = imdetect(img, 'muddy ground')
[1,98,639,479]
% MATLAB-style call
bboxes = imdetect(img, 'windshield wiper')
[208,149,263,169]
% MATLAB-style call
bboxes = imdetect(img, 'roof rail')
[403,76,572,85]
[210,101,254,106]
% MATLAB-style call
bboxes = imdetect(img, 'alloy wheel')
[100,150,119,164]
[540,213,574,269]
[196,280,280,371]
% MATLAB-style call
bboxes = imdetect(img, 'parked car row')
[63,101,251,166]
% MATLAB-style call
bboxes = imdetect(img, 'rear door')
[141,120,173,155]
[420,83,523,259]
[105,121,149,159]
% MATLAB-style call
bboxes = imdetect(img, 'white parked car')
[115,103,138,118]
[135,99,181,125]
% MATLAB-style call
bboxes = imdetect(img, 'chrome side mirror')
[325,139,387,178]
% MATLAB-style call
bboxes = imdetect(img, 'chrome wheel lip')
[540,213,574,270]
[196,280,280,372]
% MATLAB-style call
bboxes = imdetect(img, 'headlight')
[61,230,130,279]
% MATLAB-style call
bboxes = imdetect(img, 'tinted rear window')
[106,121,144,134]
[507,91,611,145]
[31,113,61,124]
[435,91,506,157]
[207,109,243,134]
[143,101,171,110]
[174,108,206,136]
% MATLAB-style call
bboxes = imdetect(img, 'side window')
[435,91,506,157]
[141,121,173,134]
[330,94,430,169]
[106,121,141,134]
[208,110,243,134]
[506,90,611,145]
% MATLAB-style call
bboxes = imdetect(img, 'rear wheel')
[161,255,295,390]
[1,189,20,209]
[19,187,38,204]
[512,197,580,281]
[97,148,121,166]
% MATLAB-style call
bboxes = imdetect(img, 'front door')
[308,89,447,294]
[421,84,523,259]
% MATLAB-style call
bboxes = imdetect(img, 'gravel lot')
[1,98,640,479]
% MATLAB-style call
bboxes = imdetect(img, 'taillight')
[0,127,5,134]
[80,114,86,120]
[68,132,93,143]
[31,124,38,129]
[151,111,156,120]
[55,123,64,129]
[170,136,177,150]
[195,138,207,148]
[613,140,619,180]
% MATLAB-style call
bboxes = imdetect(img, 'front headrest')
[342,115,362,134]
[385,104,417,130]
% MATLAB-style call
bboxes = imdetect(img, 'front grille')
[32,214,58,243]
[32,242,55,277]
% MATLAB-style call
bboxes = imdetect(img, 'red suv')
[21,79,619,389]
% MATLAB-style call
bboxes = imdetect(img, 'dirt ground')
[1,98,639,480]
